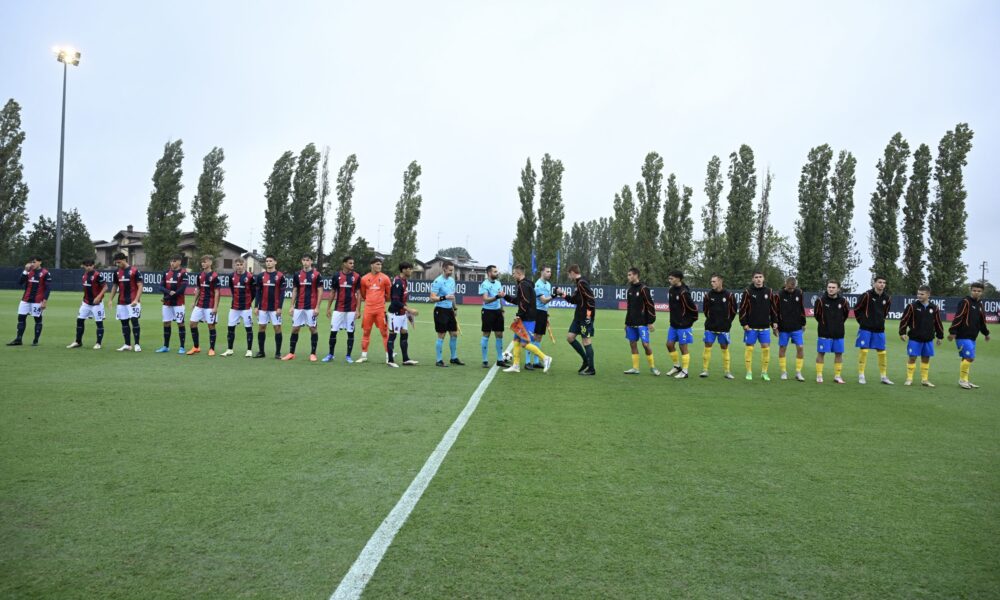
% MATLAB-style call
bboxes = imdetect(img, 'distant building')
[421,255,488,282]
[93,225,249,271]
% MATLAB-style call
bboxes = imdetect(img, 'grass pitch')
[1,290,998,598]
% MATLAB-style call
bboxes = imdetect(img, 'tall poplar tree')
[331,154,359,265]
[901,144,932,292]
[263,151,295,270]
[512,157,537,272]
[661,173,693,277]
[390,161,423,265]
[610,185,637,282]
[288,143,321,268]
[593,216,613,284]
[755,167,773,269]
[699,155,725,281]
[315,146,331,267]
[928,123,974,296]
[191,146,228,261]
[827,150,861,289]
[868,133,910,288]
[535,153,565,276]
[796,144,833,291]
[635,152,664,283]
[0,99,29,265]
[725,145,756,285]
[145,140,185,269]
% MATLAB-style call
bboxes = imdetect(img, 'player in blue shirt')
[526,265,554,370]
[430,260,463,367]
[478,265,508,368]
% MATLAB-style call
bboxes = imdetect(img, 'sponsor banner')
[2,269,997,321]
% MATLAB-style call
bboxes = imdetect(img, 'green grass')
[2,290,998,599]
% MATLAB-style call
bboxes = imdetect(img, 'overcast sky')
[4,0,998,283]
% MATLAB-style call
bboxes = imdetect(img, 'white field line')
[329,343,514,600]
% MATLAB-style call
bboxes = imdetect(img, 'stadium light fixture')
[52,45,81,269]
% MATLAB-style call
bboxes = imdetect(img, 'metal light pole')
[53,47,81,269]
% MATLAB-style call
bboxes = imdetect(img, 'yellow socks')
[681,353,690,372]
[834,362,843,378]
[646,353,656,369]
[524,343,546,360]
[761,347,770,371]
[722,347,731,372]
[960,359,971,382]
[778,355,787,373]
[702,347,712,371]
[744,346,754,372]
[920,361,930,382]
[669,350,680,367]
[857,349,868,376]
[795,357,804,374]
[512,344,522,365]
[816,361,824,377]
[631,353,640,369]
[877,351,888,378]
[906,362,916,381]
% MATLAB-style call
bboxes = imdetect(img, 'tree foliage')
[901,143,933,292]
[0,99,29,266]
[610,185,637,282]
[796,144,833,291]
[191,146,228,261]
[634,152,664,284]
[316,146,331,267]
[868,133,910,289]
[145,140,185,269]
[24,209,94,267]
[725,145,757,285]
[661,173,693,278]
[263,151,296,271]
[698,155,726,283]
[928,123,974,296]
[331,153,359,266]
[512,157,537,273]
[827,150,861,289]
[390,160,423,265]
[535,154,565,276]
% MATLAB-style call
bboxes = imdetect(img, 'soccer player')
[186,255,220,356]
[68,258,106,349]
[562,263,596,375]
[156,254,188,354]
[665,270,698,379]
[8,256,51,347]
[773,276,806,381]
[479,264,508,368]
[387,261,420,367]
[108,252,143,351]
[814,279,851,384]
[222,257,256,357]
[701,274,736,379]
[739,271,777,381]
[623,267,659,376]
[526,265,554,370]
[854,275,894,385]
[948,281,991,389]
[357,257,391,364]
[253,255,285,359]
[899,285,944,387]
[430,260,464,367]
[323,255,361,363]
[502,264,552,373]
[283,254,323,361]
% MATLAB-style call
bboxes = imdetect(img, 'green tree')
[592,217,613,284]
[725,145,757,285]
[288,143,321,269]
[145,140,185,269]
[610,185,636,282]
[263,151,295,271]
[635,152,664,284]
[868,133,910,289]
[348,236,376,268]
[22,209,93,266]
[928,123,975,296]
[700,155,725,281]
[755,167,773,269]
[191,146,228,261]
[563,221,595,277]
[331,153,359,265]
[796,144,833,291]
[0,99,29,265]
[512,157,537,273]
[827,150,861,289]
[24,215,55,265]
[316,146,331,268]
[535,153,565,276]
[901,143,933,292]
[390,161,423,265]
[661,173,693,278]
[438,246,472,260]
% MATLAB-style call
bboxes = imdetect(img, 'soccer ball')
[503,351,513,363]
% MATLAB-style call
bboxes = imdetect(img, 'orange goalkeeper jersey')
[360,272,391,313]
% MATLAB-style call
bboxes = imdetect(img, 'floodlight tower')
[53,46,81,269]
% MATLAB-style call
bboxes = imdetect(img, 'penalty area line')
[329,343,513,600]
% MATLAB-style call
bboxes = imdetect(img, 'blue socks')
[449,336,458,359]
[436,338,444,362]
[495,337,503,361]
[481,336,489,362]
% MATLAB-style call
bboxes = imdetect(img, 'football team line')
[9,253,992,389]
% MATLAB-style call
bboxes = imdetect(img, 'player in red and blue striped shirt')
[282,254,323,361]
[156,254,189,354]
[253,255,286,359]
[8,256,51,346]
[110,252,143,352]
[322,256,361,362]
[68,258,106,349]
[187,255,220,356]
[223,257,256,357]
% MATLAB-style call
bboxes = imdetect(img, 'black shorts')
[534,310,549,335]
[569,315,595,338]
[481,309,504,333]
[434,307,458,333]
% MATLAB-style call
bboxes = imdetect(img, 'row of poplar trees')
[511,123,976,295]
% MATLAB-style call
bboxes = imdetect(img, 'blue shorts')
[956,339,976,360]
[907,340,935,358]
[516,320,536,343]
[855,329,887,351]
[625,326,650,343]
[778,330,804,347]
[704,331,731,345]
[668,327,694,344]
[817,338,845,354]
[743,329,771,345]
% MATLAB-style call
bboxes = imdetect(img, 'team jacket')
[254,271,286,312]
[772,288,806,332]
[625,282,656,327]
[739,285,776,329]
[703,288,737,332]
[161,268,188,306]
[512,278,537,321]
[229,271,256,310]
[814,293,851,339]
[565,277,595,321]
[82,270,105,305]
[389,276,409,316]
[949,296,991,340]
[668,284,699,329]
[898,300,945,342]
[854,289,891,333]
[20,268,52,303]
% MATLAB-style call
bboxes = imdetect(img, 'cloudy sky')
[4,0,998,283]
